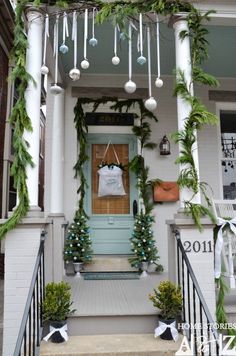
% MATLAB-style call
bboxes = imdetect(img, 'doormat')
[83,272,140,280]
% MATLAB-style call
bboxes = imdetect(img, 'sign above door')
[85,113,134,126]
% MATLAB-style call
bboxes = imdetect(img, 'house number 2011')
[184,240,213,253]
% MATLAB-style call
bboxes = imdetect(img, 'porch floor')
[65,272,168,317]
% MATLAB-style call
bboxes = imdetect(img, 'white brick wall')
[3,226,42,356]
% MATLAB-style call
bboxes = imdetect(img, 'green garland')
[0,0,34,240]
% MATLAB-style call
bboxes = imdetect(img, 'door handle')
[133,200,138,218]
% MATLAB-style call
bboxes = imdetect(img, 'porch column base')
[167,215,216,319]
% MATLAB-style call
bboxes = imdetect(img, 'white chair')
[212,199,236,289]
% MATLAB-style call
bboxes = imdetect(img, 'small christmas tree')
[64,214,92,264]
[129,210,159,268]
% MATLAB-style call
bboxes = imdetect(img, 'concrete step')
[40,334,182,356]
[83,255,138,272]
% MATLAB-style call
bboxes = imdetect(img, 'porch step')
[40,334,182,355]
[83,255,138,272]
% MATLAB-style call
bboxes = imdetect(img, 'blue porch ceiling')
[57,21,236,79]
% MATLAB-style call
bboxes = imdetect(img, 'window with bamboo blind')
[92,144,130,214]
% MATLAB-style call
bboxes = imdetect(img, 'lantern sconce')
[159,135,171,155]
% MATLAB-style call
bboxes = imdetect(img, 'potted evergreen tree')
[42,281,75,343]
[149,280,182,340]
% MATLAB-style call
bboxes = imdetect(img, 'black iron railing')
[13,232,46,356]
[174,229,219,356]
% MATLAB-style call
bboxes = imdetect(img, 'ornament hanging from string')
[144,26,157,111]
[124,22,136,94]
[81,9,90,69]
[112,25,120,65]
[59,12,69,54]
[50,15,63,95]
[89,8,98,47]
[137,13,146,66]
[155,16,163,88]
[41,14,49,75]
[69,11,80,81]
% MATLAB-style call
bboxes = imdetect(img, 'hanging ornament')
[120,32,126,41]
[50,15,63,95]
[137,13,146,66]
[69,11,80,81]
[41,14,49,75]
[124,23,136,94]
[112,25,120,65]
[81,9,90,69]
[144,26,157,111]
[59,12,69,54]
[89,8,98,47]
[155,16,163,88]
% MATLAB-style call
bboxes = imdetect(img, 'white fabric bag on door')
[98,142,126,197]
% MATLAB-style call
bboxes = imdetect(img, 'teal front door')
[85,134,137,254]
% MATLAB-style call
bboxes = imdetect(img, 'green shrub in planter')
[42,281,75,322]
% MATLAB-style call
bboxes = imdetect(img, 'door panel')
[86,134,137,254]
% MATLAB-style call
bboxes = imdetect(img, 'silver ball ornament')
[69,68,80,81]
[89,37,98,47]
[144,97,157,112]
[81,59,90,70]
[155,77,164,88]
[112,56,120,65]
[50,84,63,95]
[137,55,147,65]
[59,43,69,54]
[41,65,49,75]
[124,80,137,94]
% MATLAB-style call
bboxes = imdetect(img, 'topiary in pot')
[42,281,75,343]
[149,280,182,340]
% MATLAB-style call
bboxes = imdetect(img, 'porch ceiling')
[56,21,236,84]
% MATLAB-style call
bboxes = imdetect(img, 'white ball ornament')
[124,80,137,94]
[112,56,120,66]
[81,59,90,70]
[69,68,80,81]
[155,77,164,88]
[41,65,49,75]
[144,97,157,112]
[50,84,63,95]
[137,55,147,65]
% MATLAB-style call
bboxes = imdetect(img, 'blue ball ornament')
[59,43,69,54]
[137,55,147,65]
[89,37,98,47]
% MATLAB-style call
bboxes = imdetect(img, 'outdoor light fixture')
[159,135,171,155]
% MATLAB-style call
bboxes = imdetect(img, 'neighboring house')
[1,0,236,354]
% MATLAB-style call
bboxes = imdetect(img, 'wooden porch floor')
[65,272,168,317]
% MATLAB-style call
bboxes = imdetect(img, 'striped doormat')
[83,272,140,280]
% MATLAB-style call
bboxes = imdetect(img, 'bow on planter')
[43,324,68,342]
[215,217,236,279]
[154,320,179,341]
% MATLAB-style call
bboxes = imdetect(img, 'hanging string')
[114,25,117,56]
[72,11,77,68]
[128,22,132,81]
[62,12,69,44]
[43,14,49,65]
[84,8,88,59]
[139,13,143,56]
[54,15,59,84]
[92,7,95,38]
[147,26,152,97]
[156,15,160,79]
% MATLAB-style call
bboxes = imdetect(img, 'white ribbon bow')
[43,323,68,342]
[215,217,236,279]
[154,320,179,341]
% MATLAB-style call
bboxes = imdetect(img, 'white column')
[24,8,43,209]
[173,18,201,206]
[50,90,65,213]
